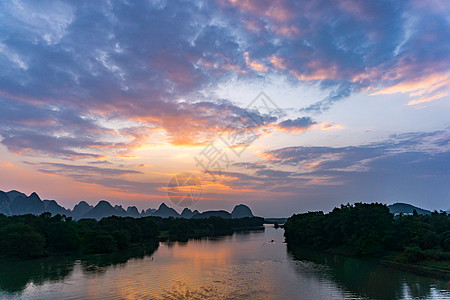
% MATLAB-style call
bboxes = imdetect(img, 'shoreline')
[379,258,450,280]
[287,244,450,280]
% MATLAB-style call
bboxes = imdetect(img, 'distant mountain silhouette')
[10,192,44,215]
[0,191,11,215]
[72,201,93,220]
[388,203,431,215]
[180,208,199,219]
[43,200,71,216]
[127,206,141,218]
[231,204,254,219]
[141,208,156,217]
[153,203,180,218]
[9,189,449,221]
[6,190,26,202]
[114,205,127,215]
[82,200,127,220]
[0,189,260,220]
[192,210,232,219]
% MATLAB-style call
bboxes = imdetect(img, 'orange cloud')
[271,120,342,134]
[197,57,247,74]
[273,24,301,38]
[407,91,448,106]
[223,0,294,22]
[269,55,339,81]
[244,52,268,72]
[244,19,264,33]
[265,4,294,22]
[271,124,310,134]
[370,70,450,105]
[316,123,344,131]
[371,73,449,95]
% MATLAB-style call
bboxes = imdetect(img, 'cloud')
[0,97,137,159]
[23,161,165,195]
[161,99,279,145]
[218,129,450,208]
[274,117,316,133]
[254,169,292,178]
[0,0,446,117]
[0,0,447,159]
[299,83,355,114]
[371,71,450,106]
[1,0,75,46]
[0,95,282,157]
[26,161,143,176]
[232,162,266,169]
[262,130,450,171]
[220,0,450,111]
[0,0,250,107]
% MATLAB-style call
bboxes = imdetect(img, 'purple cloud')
[276,117,316,131]
[224,130,450,210]
[0,0,448,213]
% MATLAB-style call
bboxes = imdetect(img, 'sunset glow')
[0,0,448,217]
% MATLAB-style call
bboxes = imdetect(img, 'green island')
[0,213,264,258]
[284,203,450,279]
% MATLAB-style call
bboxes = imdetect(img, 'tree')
[0,223,45,258]
[112,230,131,250]
[82,230,116,254]
[47,222,80,251]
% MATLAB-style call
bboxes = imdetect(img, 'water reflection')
[0,226,448,299]
[288,247,450,299]
[0,244,158,296]
[79,243,158,275]
[0,256,75,293]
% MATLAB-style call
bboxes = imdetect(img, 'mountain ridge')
[387,203,432,215]
[0,189,256,220]
[4,189,442,220]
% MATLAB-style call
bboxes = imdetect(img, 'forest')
[0,213,264,258]
[284,203,450,263]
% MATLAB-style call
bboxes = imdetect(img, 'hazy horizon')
[2,188,448,218]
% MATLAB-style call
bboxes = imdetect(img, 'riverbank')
[288,244,450,280]
[0,213,264,258]
[381,252,450,280]
[284,203,450,280]
[2,224,449,299]
[158,224,265,241]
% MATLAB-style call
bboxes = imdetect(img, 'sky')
[0,0,449,217]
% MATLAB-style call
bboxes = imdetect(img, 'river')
[0,225,449,299]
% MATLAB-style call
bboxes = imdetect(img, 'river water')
[0,225,449,299]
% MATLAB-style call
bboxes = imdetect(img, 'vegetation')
[0,213,159,257]
[284,203,450,264]
[152,216,264,241]
[0,213,264,258]
[264,218,288,225]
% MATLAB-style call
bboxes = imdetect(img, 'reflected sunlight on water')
[1,226,449,299]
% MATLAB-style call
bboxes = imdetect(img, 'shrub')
[0,223,46,258]
[404,244,424,262]
[82,230,116,254]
